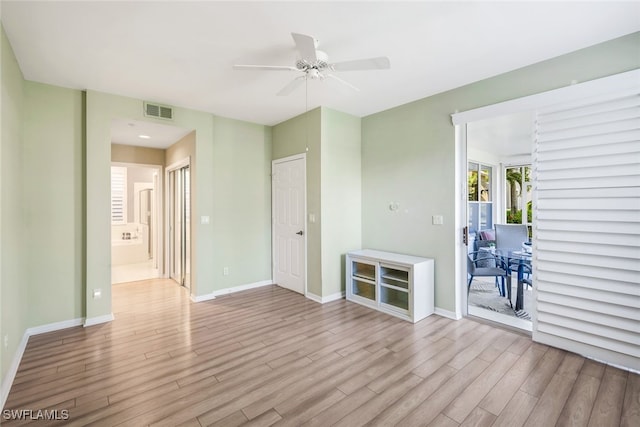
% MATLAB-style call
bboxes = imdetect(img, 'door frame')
[452,69,640,322]
[271,153,308,296]
[165,157,191,288]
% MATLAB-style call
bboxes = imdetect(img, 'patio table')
[494,249,531,311]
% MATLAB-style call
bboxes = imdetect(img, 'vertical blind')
[111,166,127,224]
[533,88,640,370]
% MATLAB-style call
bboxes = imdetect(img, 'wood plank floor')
[3,279,638,426]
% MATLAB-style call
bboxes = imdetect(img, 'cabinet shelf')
[353,273,376,282]
[346,249,434,323]
[380,283,409,293]
[381,271,409,283]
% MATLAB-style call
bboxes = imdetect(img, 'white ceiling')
[467,111,535,158]
[1,1,639,128]
[111,118,192,148]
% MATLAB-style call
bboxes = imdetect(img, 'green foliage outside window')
[506,201,532,224]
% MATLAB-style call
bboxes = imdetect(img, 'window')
[504,165,532,235]
[467,162,493,234]
[111,166,127,224]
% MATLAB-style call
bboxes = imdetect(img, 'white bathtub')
[112,224,149,265]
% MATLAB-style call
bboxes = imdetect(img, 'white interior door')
[273,155,306,294]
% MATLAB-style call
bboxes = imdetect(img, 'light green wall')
[320,108,361,297]
[23,81,84,326]
[1,24,27,385]
[361,32,640,312]
[272,108,323,296]
[211,116,272,289]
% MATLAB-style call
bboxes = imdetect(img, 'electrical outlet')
[93,288,102,299]
[432,215,444,225]
[223,267,229,276]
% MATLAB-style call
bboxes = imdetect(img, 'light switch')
[309,213,316,223]
[432,215,444,225]
[201,216,210,225]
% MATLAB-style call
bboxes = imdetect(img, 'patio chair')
[519,262,533,289]
[495,223,530,281]
[495,224,529,251]
[467,251,509,297]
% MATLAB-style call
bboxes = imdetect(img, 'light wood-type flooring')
[3,279,639,426]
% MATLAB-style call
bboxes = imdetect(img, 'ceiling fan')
[233,33,390,96]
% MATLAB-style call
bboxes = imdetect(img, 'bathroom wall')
[111,143,165,165]
[124,166,155,221]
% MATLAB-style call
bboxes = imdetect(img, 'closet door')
[533,80,640,370]
[169,165,190,289]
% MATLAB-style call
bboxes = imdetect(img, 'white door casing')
[272,155,306,295]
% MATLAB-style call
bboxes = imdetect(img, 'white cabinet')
[346,249,434,323]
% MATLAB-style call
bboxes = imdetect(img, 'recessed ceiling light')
[138,134,151,139]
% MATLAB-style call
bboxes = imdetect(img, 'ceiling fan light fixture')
[308,69,320,79]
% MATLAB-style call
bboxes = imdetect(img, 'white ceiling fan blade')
[277,76,306,96]
[233,64,298,71]
[291,32,318,63]
[326,74,360,92]
[330,57,390,72]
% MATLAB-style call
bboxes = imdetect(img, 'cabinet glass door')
[351,260,376,302]
[380,286,409,311]
[380,266,409,289]
[379,264,409,312]
[352,279,376,301]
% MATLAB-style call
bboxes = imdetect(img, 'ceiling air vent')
[144,102,173,120]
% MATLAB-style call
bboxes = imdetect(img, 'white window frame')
[111,166,127,225]
[503,163,532,227]
[467,161,494,234]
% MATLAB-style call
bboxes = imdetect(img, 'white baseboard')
[306,291,345,304]
[2,316,92,410]
[27,318,84,335]
[434,307,462,320]
[1,331,29,411]
[83,313,115,327]
[191,293,216,303]
[191,280,273,303]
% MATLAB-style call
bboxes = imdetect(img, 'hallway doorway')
[111,162,162,284]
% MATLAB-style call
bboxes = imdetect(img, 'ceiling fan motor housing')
[296,50,329,76]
